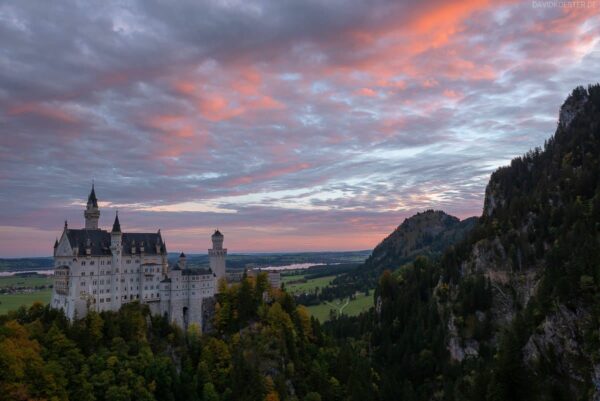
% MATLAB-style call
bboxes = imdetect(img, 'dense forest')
[1,85,599,400]
[0,274,368,401]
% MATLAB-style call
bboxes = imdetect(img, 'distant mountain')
[0,257,53,272]
[325,211,477,301]
[366,210,477,272]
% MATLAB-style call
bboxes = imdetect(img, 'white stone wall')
[51,223,220,331]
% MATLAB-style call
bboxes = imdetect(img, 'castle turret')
[110,212,122,310]
[84,184,100,230]
[178,252,186,269]
[209,230,227,283]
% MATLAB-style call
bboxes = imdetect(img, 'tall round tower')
[209,230,227,283]
[84,184,100,230]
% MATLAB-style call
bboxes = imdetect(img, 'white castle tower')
[110,212,123,311]
[209,230,227,282]
[84,184,100,229]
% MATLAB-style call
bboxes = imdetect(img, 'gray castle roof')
[65,229,165,256]
[169,259,213,276]
[182,267,213,276]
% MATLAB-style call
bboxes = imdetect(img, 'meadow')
[283,274,336,294]
[283,273,374,321]
[306,292,373,322]
[0,275,53,314]
[0,289,52,314]
[0,275,53,288]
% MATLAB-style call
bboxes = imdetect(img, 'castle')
[51,185,227,330]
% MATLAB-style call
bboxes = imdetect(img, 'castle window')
[90,261,95,265]
[54,266,70,295]
[93,290,97,294]
[81,272,86,276]
[81,261,86,266]
[90,272,94,276]
[126,260,131,264]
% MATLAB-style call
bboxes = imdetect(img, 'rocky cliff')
[445,84,600,399]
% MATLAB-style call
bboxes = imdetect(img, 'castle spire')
[112,211,121,233]
[84,184,100,229]
[87,183,98,208]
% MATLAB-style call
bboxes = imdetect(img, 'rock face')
[445,85,600,397]
[559,86,588,129]
[523,304,590,381]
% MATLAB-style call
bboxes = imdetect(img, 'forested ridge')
[2,84,600,401]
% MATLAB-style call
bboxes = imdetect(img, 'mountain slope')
[367,210,477,271]
[326,211,476,300]
[448,84,600,398]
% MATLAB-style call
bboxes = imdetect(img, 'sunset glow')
[1,0,599,256]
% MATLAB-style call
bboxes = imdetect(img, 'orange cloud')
[8,102,78,124]
[226,163,311,187]
[357,87,377,97]
[146,114,209,158]
[173,80,196,95]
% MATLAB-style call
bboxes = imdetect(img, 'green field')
[284,275,336,294]
[0,289,53,314]
[306,292,374,322]
[0,275,53,288]
[281,273,306,283]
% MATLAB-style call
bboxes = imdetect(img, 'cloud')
[0,0,599,256]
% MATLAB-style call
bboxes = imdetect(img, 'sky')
[1,0,599,257]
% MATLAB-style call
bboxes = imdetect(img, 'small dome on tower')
[179,252,186,258]
[212,229,223,237]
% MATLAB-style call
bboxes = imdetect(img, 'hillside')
[325,211,477,299]
[325,84,600,401]
[366,210,477,271]
[442,84,600,398]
